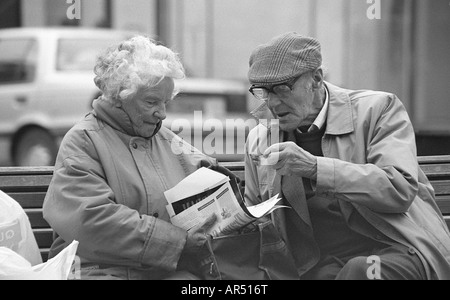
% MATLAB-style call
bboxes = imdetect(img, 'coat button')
[132,143,138,149]
[153,212,159,218]
[408,247,416,255]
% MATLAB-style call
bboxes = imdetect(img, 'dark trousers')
[301,244,427,280]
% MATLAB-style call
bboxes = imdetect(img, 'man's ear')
[312,68,323,89]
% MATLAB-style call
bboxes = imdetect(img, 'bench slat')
[221,161,245,170]
[7,192,46,208]
[34,228,54,248]
[0,166,54,175]
[40,249,50,262]
[420,164,450,178]
[417,155,450,164]
[24,208,50,228]
[436,195,450,214]
[0,174,52,191]
[431,180,450,195]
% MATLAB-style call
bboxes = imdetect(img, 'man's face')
[265,74,319,132]
[121,77,174,138]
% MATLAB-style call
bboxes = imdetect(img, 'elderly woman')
[43,36,218,280]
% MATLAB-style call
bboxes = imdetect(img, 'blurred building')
[1,0,449,154]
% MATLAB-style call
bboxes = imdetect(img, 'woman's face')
[121,77,174,138]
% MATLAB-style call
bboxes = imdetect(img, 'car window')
[57,38,122,71]
[0,38,37,84]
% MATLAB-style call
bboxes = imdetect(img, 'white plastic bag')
[0,240,79,280]
[0,190,42,265]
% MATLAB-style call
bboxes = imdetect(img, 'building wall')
[21,0,105,27]
[315,0,348,87]
[15,0,450,154]
[163,0,398,90]
[161,0,314,79]
[414,0,450,135]
[211,0,314,81]
[111,0,157,34]
[0,0,21,28]
[152,0,450,154]
[21,0,46,27]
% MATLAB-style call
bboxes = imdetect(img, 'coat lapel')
[279,131,312,226]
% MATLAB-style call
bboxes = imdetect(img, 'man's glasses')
[249,75,302,102]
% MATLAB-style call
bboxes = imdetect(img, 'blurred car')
[0,27,254,166]
[0,27,133,166]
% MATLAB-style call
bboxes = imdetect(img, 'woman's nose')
[153,105,166,120]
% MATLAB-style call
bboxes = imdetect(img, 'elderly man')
[244,32,450,280]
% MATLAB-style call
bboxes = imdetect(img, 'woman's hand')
[182,214,218,255]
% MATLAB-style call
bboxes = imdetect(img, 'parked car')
[0,27,132,166]
[165,78,256,162]
[0,27,254,166]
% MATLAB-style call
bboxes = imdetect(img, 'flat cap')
[248,32,322,85]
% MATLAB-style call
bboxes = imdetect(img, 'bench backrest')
[1,156,449,262]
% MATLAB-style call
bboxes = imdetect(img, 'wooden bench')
[1,155,449,262]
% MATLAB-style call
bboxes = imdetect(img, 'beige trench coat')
[244,82,450,279]
[43,98,216,279]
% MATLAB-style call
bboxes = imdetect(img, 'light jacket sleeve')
[316,94,420,213]
[43,135,187,271]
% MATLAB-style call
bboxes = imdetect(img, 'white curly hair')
[94,35,185,102]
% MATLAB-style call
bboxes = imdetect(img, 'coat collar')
[92,96,162,138]
[323,82,354,135]
[249,81,354,136]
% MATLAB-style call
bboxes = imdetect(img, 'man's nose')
[267,93,282,107]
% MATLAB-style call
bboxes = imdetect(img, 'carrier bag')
[0,190,42,265]
[197,220,300,280]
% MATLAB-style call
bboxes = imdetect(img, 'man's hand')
[183,214,218,255]
[263,142,318,180]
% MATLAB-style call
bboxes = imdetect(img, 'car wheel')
[13,128,57,166]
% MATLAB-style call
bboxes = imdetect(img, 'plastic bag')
[0,190,42,265]
[0,240,79,280]
[183,220,300,280]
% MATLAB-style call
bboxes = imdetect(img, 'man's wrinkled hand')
[263,142,318,180]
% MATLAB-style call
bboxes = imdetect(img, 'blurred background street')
[0,0,449,166]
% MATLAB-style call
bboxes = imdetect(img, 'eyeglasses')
[249,75,302,102]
